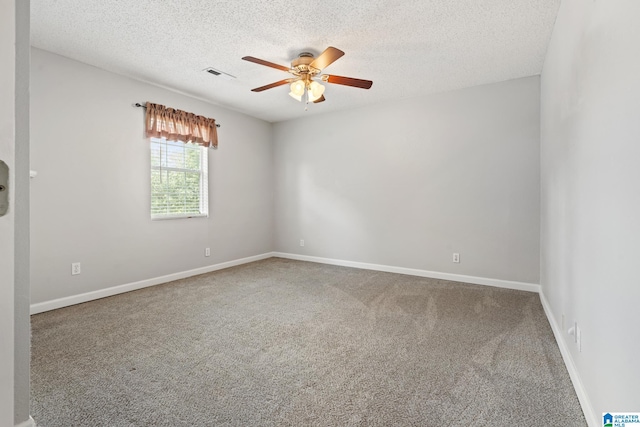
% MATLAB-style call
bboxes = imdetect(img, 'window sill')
[151,214,209,221]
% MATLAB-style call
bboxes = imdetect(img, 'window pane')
[159,143,167,168]
[167,170,185,188]
[185,172,200,187]
[185,147,201,170]
[150,145,161,167]
[166,143,185,169]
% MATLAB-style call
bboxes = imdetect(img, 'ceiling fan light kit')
[242,47,372,107]
[289,80,306,101]
[309,81,325,100]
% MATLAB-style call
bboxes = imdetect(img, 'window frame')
[149,137,209,220]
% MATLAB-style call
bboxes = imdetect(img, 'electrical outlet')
[71,262,81,275]
[452,253,460,263]
[300,239,305,247]
[205,247,210,257]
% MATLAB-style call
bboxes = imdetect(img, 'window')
[150,137,208,219]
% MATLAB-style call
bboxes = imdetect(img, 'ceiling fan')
[242,47,373,104]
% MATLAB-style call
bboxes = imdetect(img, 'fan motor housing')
[291,52,319,76]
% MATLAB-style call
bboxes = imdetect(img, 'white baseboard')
[31,251,539,313]
[15,416,35,427]
[539,291,597,427]
[272,252,540,293]
[30,252,275,314]
[31,252,538,315]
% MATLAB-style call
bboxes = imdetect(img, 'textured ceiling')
[31,0,560,123]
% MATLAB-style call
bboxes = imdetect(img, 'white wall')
[0,0,17,423]
[540,0,640,425]
[30,48,274,305]
[274,77,540,284]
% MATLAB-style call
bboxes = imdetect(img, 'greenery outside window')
[150,137,208,219]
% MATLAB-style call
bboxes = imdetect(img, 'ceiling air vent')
[203,67,236,81]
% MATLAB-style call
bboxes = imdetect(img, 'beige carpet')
[31,258,586,426]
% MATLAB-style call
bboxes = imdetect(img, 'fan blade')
[310,47,344,70]
[324,75,373,89]
[313,95,326,103]
[242,56,290,72]
[251,79,291,92]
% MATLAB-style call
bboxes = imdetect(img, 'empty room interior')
[2,0,640,426]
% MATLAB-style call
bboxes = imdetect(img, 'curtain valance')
[145,102,218,148]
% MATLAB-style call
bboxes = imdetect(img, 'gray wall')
[14,0,31,423]
[1,0,31,425]
[0,0,17,423]
[274,77,541,284]
[30,48,274,305]
[540,0,640,424]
